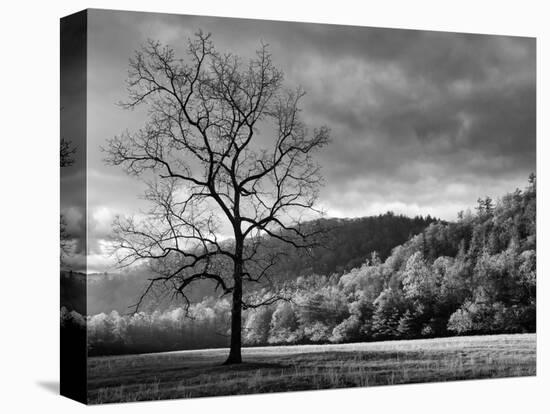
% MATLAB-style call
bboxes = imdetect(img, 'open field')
[87,333,536,404]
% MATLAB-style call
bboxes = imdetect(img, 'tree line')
[81,213,435,316]
[63,176,535,355]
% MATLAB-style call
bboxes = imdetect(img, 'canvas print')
[60,9,536,404]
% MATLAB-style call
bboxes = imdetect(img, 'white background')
[0,0,547,412]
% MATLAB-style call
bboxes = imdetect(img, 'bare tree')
[104,31,329,364]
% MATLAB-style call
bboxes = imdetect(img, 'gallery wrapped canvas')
[60,8,536,404]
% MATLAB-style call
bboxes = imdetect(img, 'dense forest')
[62,177,536,355]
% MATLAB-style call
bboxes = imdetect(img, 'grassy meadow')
[87,333,536,404]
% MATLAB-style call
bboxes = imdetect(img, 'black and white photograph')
[4,1,550,413]
[58,8,537,404]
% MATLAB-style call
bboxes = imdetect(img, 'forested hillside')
[84,213,435,315]
[243,175,536,345]
[64,177,535,355]
[272,213,437,277]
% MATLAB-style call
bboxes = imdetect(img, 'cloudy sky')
[61,9,536,273]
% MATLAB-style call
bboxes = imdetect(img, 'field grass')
[87,333,536,404]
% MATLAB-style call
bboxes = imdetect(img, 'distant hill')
[271,213,437,278]
[74,212,435,314]
[60,270,86,314]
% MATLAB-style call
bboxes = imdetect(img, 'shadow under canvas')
[36,380,59,395]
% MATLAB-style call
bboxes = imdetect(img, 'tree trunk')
[224,255,243,365]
